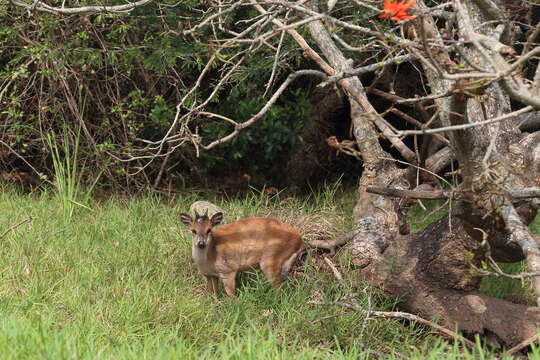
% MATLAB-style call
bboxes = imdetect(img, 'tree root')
[310,229,358,255]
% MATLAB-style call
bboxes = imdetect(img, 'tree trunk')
[303,0,540,348]
[356,213,540,347]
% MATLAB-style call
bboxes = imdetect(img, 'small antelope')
[180,211,304,297]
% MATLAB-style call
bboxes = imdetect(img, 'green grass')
[0,185,538,359]
[45,129,100,224]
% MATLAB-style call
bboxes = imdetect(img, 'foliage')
[0,1,312,190]
[1,184,535,359]
[201,88,310,175]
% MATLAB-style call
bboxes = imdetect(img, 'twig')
[0,140,49,185]
[506,334,539,356]
[394,106,534,137]
[308,300,476,348]
[323,256,346,285]
[366,186,457,200]
[320,54,417,86]
[472,228,540,280]
[10,0,155,14]
[0,217,33,239]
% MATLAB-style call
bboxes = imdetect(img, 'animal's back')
[211,217,302,270]
[212,217,301,244]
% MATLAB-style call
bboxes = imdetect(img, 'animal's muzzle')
[197,241,206,249]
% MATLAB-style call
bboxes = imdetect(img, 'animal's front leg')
[220,272,237,298]
[206,276,219,295]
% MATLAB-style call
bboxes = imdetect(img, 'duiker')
[180,211,303,297]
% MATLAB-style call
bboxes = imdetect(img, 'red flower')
[379,0,416,21]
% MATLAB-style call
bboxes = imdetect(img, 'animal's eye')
[206,229,211,234]
[191,229,196,234]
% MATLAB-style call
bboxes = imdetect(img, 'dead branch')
[493,197,540,305]
[368,88,414,107]
[394,106,534,137]
[320,54,417,86]
[452,0,540,109]
[472,228,540,280]
[323,257,346,285]
[390,108,450,145]
[506,334,539,356]
[304,11,416,164]
[509,188,540,200]
[425,146,452,174]
[0,217,33,239]
[275,1,414,46]
[0,140,49,185]
[202,69,327,150]
[366,186,453,200]
[308,300,476,348]
[10,0,156,14]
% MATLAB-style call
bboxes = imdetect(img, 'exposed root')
[310,230,358,255]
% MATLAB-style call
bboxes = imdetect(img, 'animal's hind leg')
[260,259,283,287]
[280,248,302,282]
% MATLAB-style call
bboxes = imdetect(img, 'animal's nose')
[197,241,206,249]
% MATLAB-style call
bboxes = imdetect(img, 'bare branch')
[509,188,540,199]
[323,257,346,285]
[394,106,533,137]
[310,229,358,255]
[0,140,49,184]
[320,54,417,86]
[10,0,156,14]
[494,197,540,305]
[507,334,539,356]
[274,1,414,46]
[308,300,476,348]
[202,69,327,149]
[0,217,33,239]
[366,186,454,200]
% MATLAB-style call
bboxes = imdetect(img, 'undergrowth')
[0,184,538,359]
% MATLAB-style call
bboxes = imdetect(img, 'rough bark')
[356,214,540,347]
[305,6,411,264]
[303,0,540,347]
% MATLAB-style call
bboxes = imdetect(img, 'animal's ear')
[180,213,193,227]
[211,212,223,226]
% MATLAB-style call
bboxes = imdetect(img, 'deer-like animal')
[180,211,304,297]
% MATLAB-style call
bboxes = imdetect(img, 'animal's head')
[180,210,223,249]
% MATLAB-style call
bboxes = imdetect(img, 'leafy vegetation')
[0,2,314,190]
[0,184,537,358]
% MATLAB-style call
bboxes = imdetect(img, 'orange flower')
[379,0,416,21]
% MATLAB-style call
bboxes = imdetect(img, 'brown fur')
[180,213,303,298]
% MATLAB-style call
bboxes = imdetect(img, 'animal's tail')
[280,243,306,281]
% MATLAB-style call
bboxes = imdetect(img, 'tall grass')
[0,185,538,359]
[45,128,99,223]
